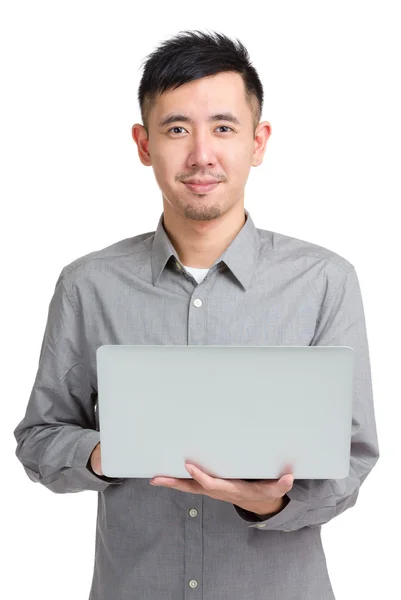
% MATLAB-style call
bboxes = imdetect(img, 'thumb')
[279,474,294,492]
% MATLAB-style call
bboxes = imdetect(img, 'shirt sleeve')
[13,269,124,493]
[234,265,380,530]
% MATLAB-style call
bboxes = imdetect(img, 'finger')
[260,474,294,487]
[280,474,295,490]
[185,463,246,496]
[185,463,226,492]
[151,476,204,494]
[251,474,294,500]
[262,474,294,497]
[150,477,179,485]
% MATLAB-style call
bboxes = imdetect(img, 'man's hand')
[90,442,103,476]
[150,463,294,516]
[90,446,294,516]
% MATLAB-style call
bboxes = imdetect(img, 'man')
[14,30,379,599]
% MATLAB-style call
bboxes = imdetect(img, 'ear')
[251,121,272,167]
[132,124,152,166]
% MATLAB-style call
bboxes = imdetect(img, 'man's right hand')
[90,442,103,476]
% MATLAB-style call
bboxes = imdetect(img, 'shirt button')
[189,508,198,518]
[256,523,267,528]
[189,579,198,588]
[193,298,202,308]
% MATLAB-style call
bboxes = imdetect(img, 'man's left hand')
[150,463,294,516]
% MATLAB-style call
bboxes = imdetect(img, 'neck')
[162,205,246,269]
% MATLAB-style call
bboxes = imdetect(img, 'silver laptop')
[96,345,355,480]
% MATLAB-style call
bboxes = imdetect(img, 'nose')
[186,131,218,170]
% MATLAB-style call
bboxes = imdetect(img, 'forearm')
[235,268,380,531]
[14,424,123,493]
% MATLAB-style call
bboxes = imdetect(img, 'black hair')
[137,30,264,137]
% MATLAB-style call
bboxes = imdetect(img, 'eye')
[167,126,187,134]
[167,125,234,134]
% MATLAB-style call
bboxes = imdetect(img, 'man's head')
[132,30,271,224]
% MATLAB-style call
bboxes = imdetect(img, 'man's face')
[133,71,270,222]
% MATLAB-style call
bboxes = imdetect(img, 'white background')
[2,1,399,598]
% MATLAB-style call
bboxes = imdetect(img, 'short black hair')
[137,30,264,137]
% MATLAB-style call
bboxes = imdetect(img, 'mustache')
[175,171,227,183]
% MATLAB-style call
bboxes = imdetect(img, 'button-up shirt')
[14,210,380,600]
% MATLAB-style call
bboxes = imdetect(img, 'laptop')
[96,345,355,480]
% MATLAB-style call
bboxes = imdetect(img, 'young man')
[14,30,379,599]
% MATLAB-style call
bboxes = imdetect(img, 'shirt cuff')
[234,494,291,522]
[233,488,309,530]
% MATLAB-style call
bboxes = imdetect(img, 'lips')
[185,180,219,185]
[183,181,220,193]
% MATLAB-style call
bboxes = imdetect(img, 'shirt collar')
[151,209,262,290]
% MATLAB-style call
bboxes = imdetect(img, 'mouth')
[183,182,220,193]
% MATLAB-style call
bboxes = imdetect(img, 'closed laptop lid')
[96,345,355,479]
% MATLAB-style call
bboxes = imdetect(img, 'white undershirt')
[182,265,210,284]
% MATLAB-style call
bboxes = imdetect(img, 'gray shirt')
[14,210,380,600]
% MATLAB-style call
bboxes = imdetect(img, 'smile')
[183,182,220,193]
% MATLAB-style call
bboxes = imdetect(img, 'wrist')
[253,495,289,518]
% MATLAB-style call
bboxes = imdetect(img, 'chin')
[183,204,222,221]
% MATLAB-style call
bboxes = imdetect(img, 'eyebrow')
[158,112,241,128]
